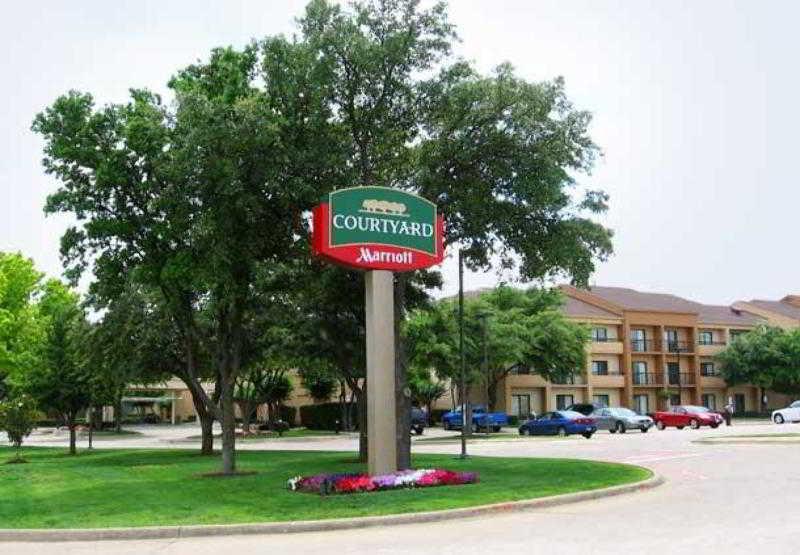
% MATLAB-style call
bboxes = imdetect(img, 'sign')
[312,186,444,271]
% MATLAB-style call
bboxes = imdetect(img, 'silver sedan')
[592,407,654,433]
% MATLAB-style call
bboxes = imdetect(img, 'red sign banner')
[312,187,445,272]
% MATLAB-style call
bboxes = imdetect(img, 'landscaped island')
[0,448,649,529]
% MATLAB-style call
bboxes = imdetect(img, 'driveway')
[4,421,799,554]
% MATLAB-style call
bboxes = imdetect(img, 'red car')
[653,405,723,430]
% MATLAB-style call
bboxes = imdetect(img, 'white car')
[772,401,800,424]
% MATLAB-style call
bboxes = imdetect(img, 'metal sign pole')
[365,270,398,475]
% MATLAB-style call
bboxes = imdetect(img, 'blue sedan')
[518,410,597,439]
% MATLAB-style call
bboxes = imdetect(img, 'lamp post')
[458,249,468,459]
[479,311,489,436]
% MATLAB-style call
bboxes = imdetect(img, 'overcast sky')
[1,0,797,306]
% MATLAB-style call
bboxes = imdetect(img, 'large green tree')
[21,281,91,455]
[407,287,589,411]
[0,253,45,399]
[718,326,800,396]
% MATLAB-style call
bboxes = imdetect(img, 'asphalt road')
[4,421,800,554]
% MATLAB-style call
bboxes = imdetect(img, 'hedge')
[300,402,358,430]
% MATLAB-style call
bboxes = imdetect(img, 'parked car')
[772,400,800,424]
[411,407,427,435]
[592,407,654,433]
[565,402,606,416]
[441,405,509,432]
[518,410,597,438]
[653,405,723,430]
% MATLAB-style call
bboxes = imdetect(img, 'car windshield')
[611,408,637,417]
[684,406,710,413]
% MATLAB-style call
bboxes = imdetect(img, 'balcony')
[590,339,623,354]
[632,372,660,386]
[551,375,585,386]
[666,372,695,386]
[665,340,694,354]
[590,373,625,388]
[630,339,659,353]
[697,340,726,356]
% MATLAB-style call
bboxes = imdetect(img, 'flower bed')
[287,468,478,495]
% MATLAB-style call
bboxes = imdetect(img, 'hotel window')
[634,394,649,415]
[631,329,647,352]
[556,394,574,410]
[702,394,717,410]
[511,394,531,417]
[593,394,610,407]
[632,361,648,384]
[698,331,713,345]
[701,362,716,376]
[591,360,609,375]
[591,327,608,342]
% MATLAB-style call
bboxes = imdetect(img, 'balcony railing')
[630,339,658,352]
[697,340,726,346]
[666,372,695,386]
[632,372,659,385]
[666,340,693,353]
[552,375,584,385]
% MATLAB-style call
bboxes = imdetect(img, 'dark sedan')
[518,410,597,438]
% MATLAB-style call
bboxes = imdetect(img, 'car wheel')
[656,421,666,431]
[519,427,529,436]
[557,426,567,437]
[640,426,649,433]
[582,432,594,439]
[689,419,699,430]
[493,426,501,433]
[774,414,785,424]
[609,428,617,434]
[710,423,719,429]
[615,421,627,434]
[677,426,685,430]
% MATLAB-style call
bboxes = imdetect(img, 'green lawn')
[0,447,649,529]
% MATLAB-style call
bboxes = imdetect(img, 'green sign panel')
[328,187,437,254]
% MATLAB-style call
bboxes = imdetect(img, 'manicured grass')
[184,428,341,441]
[0,447,649,529]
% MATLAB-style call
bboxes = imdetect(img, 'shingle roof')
[746,300,800,321]
[585,286,703,313]
[697,304,763,326]
[562,296,622,319]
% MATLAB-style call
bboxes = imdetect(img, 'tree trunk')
[394,274,411,470]
[198,410,214,455]
[88,406,94,450]
[239,401,253,435]
[68,417,77,456]
[220,376,237,475]
[487,380,498,412]
[114,394,123,434]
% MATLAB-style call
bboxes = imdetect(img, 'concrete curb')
[0,472,664,543]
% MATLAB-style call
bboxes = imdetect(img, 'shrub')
[279,405,297,426]
[507,415,520,426]
[300,402,358,430]
[0,394,38,462]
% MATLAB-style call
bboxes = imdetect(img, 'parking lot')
[5,419,799,554]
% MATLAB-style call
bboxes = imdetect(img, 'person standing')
[724,398,734,426]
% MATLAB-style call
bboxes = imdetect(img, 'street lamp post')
[458,249,468,459]
[480,312,489,436]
